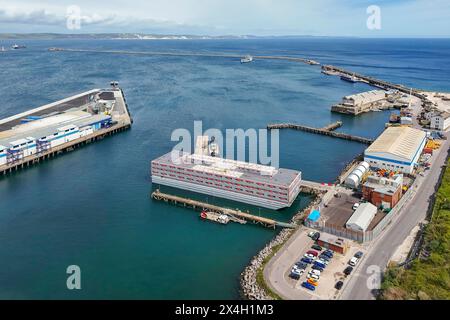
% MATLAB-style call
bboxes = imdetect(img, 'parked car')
[307,279,318,286]
[304,253,316,260]
[312,232,320,241]
[324,250,334,257]
[354,251,364,259]
[307,273,320,281]
[314,261,326,269]
[335,281,344,290]
[291,266,303,274]
[292,266,304,274]
[319,254,330,262]
[307,250,319,257]
[349,257,359,266]
[289,272,301,280]
[311,265,324,272]
[308,231,316,238]
[344,266,353,276]
[295,261,308,270]
[311,244,322,251]
[309,269,321,276]
[301,282,316,291]
[301,257,313,264]
[316,259,328,266]
[352,203,360,210]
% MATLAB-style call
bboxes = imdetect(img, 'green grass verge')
[380,159,450,300]
[256,243,284,300]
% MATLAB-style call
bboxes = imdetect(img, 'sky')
[0,0,449,37]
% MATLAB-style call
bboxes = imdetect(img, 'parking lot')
[319,192,387,231]
[284,230,366,299]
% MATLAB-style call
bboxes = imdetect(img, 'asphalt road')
[341,136,449,300]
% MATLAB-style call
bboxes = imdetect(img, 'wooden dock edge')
[151,189,297,229]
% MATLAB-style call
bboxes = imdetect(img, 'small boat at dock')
[200,210,230,224]
[340,73,358,83]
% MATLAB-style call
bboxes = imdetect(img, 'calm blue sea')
[0,38,449,299]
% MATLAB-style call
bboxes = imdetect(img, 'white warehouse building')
[346,202,377,232]
[430,111,450,131]
[364,127,427,174]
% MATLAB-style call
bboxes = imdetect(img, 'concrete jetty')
[321,65,428,100]
[151,189,296,229]
[50,48,320,66]
[267,122,373,144]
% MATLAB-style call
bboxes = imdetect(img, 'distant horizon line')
[0,33,449,40]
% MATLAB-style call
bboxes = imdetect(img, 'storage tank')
[360,161,370,170]
[352,168,364,180]
[355,164,367,174]
[345,161,370,189]
[345,173,360,189]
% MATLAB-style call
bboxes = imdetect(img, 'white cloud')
[0,0,448,36]
[0,7,115,26]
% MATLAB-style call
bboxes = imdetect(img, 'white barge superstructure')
[0,84,132,174]
[151,151,302,210]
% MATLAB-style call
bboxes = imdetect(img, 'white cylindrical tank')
[355,164,367,174]
[345,161,370,189]
[353,168,364,180]
[345,173,360,188]
[360,161,370,170]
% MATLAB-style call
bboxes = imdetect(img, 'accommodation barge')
[151,152,302,210]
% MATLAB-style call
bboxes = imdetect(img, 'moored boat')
[200,210,230,224]
[340,73,358,83]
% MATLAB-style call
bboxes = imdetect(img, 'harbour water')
[0,38,449,299]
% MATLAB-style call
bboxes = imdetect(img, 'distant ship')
[0,46,6,52]
[240,55,253,63]
[306,59,320,65]
[12,44,26,50]
[340,73,358,83]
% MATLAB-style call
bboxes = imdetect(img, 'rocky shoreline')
[240,189,324,300]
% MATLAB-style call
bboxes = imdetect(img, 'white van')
[349,257,359,266]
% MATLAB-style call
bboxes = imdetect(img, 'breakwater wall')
[321,65,431,104]
[53,48,320,66]
[267,123,374,145]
